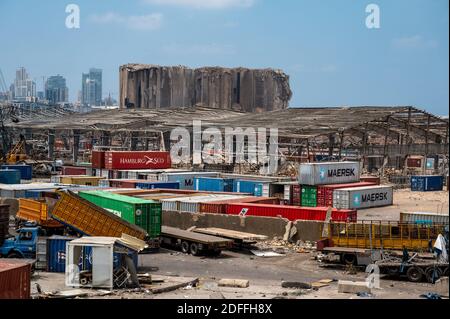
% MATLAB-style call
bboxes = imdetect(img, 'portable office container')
[233,180,270,197]
[194,177,234,192]
[135,181,180,190]
[225,203,357,222]
[301,185,317,207]
[1,165,32,180]
[0,169,21,184]
[333,185,393,210]
[159,172,219,190]
[0,261,31,299]
[298,162,360,185]
[78,190,161,238]
[316,182,377,207]
[399,212,449,225]
[410,175,444,192]
[105,151,171,170]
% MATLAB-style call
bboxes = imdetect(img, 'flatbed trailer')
[192,227,268,248]
[375,259,448,283]
[160,226,233,256]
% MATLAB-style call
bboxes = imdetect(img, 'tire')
[181,241,189,254]
[7,251,23,259]
[342,254,357,265]
[190,243,200,256]
[425,267,442,283]
[406,266,423,282]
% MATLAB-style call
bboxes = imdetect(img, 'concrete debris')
[282,221,293,242]
[119,64,292,112]
[218,279,250,288]
[250,249,284,257]
[338,280,372,294]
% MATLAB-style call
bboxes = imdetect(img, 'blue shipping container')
[24,189,56,199]
[411,175,444,192]
[79,245,139,271]
[47,236,76,272]
[1,165,32,180]
[0,169,21,184]
[194,177,234,192]
[233,180,268,197]
[135,181,180,190]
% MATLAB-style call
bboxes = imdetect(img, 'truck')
[16,198,64,234]
[160,226,233,256]
[0,227,45,259]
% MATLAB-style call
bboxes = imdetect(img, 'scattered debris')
[338,280,372,294]
[218,279,250,288]
[420,293,442,300]
[250,249,284,257]
[281,281,312,289]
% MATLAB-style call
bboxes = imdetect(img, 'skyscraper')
[45,75,68,103]
[14,67,36,100]
[81,68,102,106]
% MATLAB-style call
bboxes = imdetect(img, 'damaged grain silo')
[119,64,292,112]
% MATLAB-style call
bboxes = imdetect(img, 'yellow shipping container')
[60,176,105,186]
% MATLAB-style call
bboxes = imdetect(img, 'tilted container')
[298,162,360,185]
[333,185,393,210]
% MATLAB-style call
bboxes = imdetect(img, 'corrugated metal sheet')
[298,162,361,185]
[0,261,31,299]
[333,185,393,209]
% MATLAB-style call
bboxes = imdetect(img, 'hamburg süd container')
[0,261,31,299]
[105,151,171,170]
[194,177,234,192]
[0,169,21,184]
[233,180,270,197]
[78,190,162,238]
[410,175,444,192]
[298,162,361,185]
[301,185,317,207]
[333,185,393,210]
[316,181,377,207]
[225,203,357,222]
[1,164,32,180]
[159,172,219,190]
[399,212,449,225]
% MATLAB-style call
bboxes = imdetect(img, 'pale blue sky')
[0,0,448,115]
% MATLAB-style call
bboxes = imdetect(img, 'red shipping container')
[317,182,376,207]
[225,203,356,222]
[0,261,31,299]
[109,179,138,188]
[62,166,87,176]
[92,151,105,169]
[291,184,301,206]
[407,158,422,168]
[360,176,380,185]
[105,151,171,170]
[200,197,280,214]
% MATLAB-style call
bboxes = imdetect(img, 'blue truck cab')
[0,227,42,259]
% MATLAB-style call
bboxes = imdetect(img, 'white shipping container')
[400,212,449,224]
[333,185,393,209]
[299,162,361,185]
[98,179,110,187]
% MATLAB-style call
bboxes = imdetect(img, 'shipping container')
[91,150,105,169]
[62,166,88,176]
[51,190,148,240]
[78,190,161,238]
[225,203,357,222]
[194,177,234,192]
[400,212,449,225]
[406,158,422,168]
[0,183,58,198]
[105,151,171,170]
[317,182,377,207]
[0,261,31,299]
[117,168,190,180]
[1,165,32,180]
[220,173,292,183]
[106,179,138,188]
[47,236,76,272]
[0,204,9,246]
[17,199,62,228]
[0,169,21,184]
[410,175,444,192]
[233,180,270,197]
[200,196,280,214]
[59,176,105,186]
[359,176,380,185]
[159,172,219,190]
[177,195,246,213]
[301,185,317,207]
[135,181,180,190]
[298,162,361,185]
[333,185,393,210]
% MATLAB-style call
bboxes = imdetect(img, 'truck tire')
[425,267,442,283]
[190,243,199,256]
[181,241,190,254]
[342,254,356,265]
[406,266,423,282]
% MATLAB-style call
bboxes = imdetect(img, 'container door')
[92,246,113,288]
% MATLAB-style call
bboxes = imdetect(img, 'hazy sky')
[0,0,448,115]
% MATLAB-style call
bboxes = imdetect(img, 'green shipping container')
[78,190,162,238]
[301,185,317,207]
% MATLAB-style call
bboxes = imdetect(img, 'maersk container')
[316,182,377,207]
[194,177,234,192]
[298,162,361,185]
[400,212,449,225]
[1,165,32,180]
[410,175,444,192]
[47,236,76,272]
[0,169,21,184]
[159,172,219,190]
[233,180,270,197]
[135,181,180,190]
[301,185,317,207]
[333,185,393,210]
[78,190,162,238]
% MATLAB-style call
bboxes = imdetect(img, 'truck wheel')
[342,254,356,265]
[190,243,199,256]
[7,252,22,259]
[181,241,190,254]
[406,266,423,282]
[425,267,442,283]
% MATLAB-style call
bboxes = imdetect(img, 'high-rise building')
[14,67,36,100]
[81,68,102,106]
[45,75,68,103]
